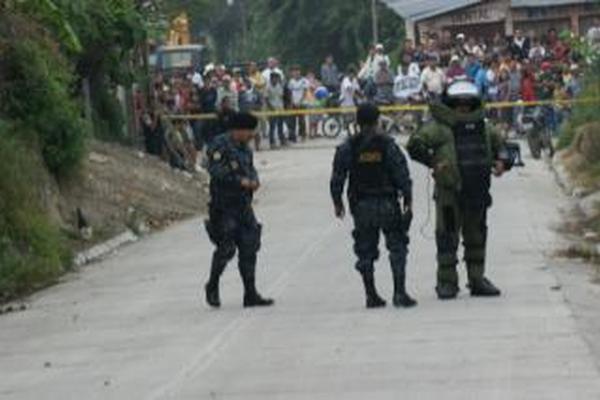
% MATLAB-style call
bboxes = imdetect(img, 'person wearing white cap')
[261,57,285,83]
[446,55,466,84]
[372,43,390,77]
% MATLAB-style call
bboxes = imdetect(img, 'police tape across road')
[165,98,600,121]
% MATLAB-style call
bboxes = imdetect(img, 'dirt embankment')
[555,122,600,263]
[53,141,209,250]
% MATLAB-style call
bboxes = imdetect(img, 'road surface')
[1,139,600,400]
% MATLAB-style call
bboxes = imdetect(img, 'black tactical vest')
[348,133,395,199]
[453,119,492,207]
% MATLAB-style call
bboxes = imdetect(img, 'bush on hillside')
[0,34,87,176]
[558,78,600,149]
[0,122,71,301]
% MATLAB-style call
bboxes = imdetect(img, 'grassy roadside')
[0,123,72,302]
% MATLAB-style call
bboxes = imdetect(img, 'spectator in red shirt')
[521,67,537,102]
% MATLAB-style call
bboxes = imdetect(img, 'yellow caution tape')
[165,98,600,121]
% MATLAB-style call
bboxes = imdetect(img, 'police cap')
[356,103,380,126]
[229,112,259,131]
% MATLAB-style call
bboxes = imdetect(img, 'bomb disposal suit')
[407,81,512,299]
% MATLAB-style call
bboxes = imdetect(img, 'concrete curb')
[74,230,139,268]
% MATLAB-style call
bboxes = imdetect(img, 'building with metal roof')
[382,0,482,22]
[512,0,595,7]
[380,0,600,41]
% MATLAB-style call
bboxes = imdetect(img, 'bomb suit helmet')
[442,80,482,111]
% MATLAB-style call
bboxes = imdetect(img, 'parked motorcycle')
[520,107,555,159]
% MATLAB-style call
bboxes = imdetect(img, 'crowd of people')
[139,26,591,172]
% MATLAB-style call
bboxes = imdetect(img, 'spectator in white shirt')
[372,43,391,77]
[262,57,285,83]
[340,66,361,108]
[394,64,422,103]
[420,57,445,99]
[286,65,308,140]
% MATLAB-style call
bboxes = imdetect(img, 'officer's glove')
[334,203,346,220]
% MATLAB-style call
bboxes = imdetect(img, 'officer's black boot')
[362,272,386,309]
[205,257,227,308]
[470,277,501,297]
[243,283,275,308]
[240,257,274,308]
[392,272,417,308]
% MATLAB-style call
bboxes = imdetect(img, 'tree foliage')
[160,0,405,68]
[246,0,404,68]
[0,12,87,175]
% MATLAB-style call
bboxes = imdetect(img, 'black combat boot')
[362,272,387,309]
[470,277,501,297]
[205,282,221,308]
[243,292,275,308]
[240,259,274,308]
[205,257,228,308]
[436,282,460,300]
[392,273,417,308]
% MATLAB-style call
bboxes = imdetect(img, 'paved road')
[1,139,600,400]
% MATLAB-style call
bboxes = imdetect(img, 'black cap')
[356,103,380,127]
[229,112,258,130]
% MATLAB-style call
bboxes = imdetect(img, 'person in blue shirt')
[465,54,481,81]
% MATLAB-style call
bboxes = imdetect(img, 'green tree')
[251,0,404,68]
[160,0,405,68]
[56,0,147,140]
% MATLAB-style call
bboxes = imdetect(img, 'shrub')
[0,38,87,176]
[0,122,71,301]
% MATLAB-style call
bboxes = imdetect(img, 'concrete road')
[1,139,600,400]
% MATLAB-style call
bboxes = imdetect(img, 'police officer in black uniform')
[204,112,274,308]
[330,104,417,309]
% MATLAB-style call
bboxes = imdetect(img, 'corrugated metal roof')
[382,0,597,21]
[511,0,594,7]
[380,0,482,22]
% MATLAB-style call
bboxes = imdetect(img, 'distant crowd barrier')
[165,98,600,121]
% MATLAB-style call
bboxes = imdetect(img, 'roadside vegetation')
[0,0,150,301]
[557,33,600,187]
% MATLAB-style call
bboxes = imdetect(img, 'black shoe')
[436,282,459,300]
[205,283,221,308]
[393,292,417,308]
[470,277,501,297]
[362,272,386,309]
[243,293,275,308]
[366,294,387,309]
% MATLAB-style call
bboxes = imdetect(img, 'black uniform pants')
[205,207,262,291]
[351,198,409,277]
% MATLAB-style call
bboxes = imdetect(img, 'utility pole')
[227,0,248,61]
[371,0,379,45]
[239,0,248,60]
